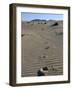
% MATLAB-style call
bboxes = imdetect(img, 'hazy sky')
[21,12,63,21]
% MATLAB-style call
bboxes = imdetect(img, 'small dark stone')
[21,34,25,37]
[44,22,46,24]
[43,67,48,71]
[43,56,46,58]
[37,70,45,76]
[45,46,49,49]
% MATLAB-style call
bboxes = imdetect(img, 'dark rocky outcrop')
[52,22,59,26]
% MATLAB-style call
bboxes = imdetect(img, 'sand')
[21,20,63,77]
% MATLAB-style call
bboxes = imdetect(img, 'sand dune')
[21,20,63,77]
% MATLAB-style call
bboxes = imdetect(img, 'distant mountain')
[31,19,46,22]
[22,19,63,27]
[22,19,63,23]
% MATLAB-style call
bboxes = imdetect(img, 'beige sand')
[21,20,63,77]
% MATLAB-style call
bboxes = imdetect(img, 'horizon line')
[22,19,63,22]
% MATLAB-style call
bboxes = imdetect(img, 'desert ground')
[21,19,63,77]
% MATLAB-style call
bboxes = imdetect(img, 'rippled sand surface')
[21,20,63,77]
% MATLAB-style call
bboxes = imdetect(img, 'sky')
[21,12,63,21]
